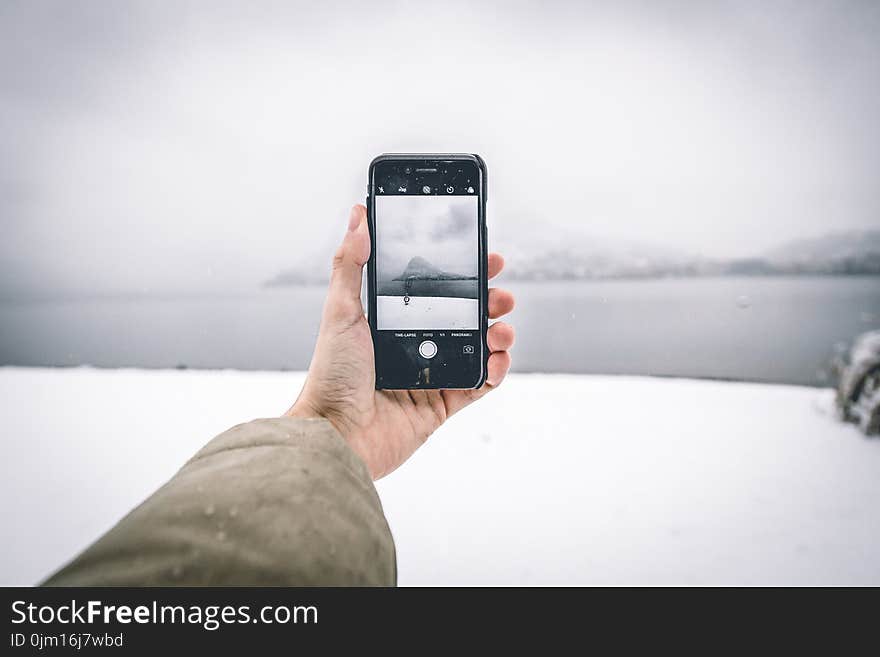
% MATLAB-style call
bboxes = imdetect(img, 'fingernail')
[348,206,362,232]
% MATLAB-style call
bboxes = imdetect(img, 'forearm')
[42,417,396,586]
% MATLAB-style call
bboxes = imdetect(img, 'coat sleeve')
[42,417,396,586]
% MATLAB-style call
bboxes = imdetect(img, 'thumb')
[327,204,371,317]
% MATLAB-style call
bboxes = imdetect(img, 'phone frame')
[366,153,489,390]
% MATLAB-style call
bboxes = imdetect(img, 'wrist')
[284,397,323,420]
[285,398,354,451]
[285,398,379,478]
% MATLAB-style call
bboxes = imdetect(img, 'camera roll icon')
[462,345,475,354]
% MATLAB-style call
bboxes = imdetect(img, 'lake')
[1,276,878,385]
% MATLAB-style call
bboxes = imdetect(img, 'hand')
[286,204,515,479]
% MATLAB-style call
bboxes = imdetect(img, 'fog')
[2,0,879,300]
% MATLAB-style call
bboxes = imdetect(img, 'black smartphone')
[366,153,488,390]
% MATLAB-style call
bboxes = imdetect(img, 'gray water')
[1,277,878,385]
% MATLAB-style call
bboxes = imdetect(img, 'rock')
[836,330,880,435]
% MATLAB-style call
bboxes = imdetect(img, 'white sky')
[1,0,879,299]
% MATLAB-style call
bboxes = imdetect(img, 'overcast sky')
[376,196,478,283]
[1,0,879,299]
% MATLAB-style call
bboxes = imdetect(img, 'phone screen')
[376,194,479,330]
[369,158,485,389]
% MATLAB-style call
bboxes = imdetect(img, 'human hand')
[285,204,515,479]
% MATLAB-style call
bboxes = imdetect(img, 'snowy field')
[1,367,878,586]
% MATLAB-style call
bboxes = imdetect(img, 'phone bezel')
[367,153,489,390]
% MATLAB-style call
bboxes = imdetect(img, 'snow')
[376,295,478,330]
[1,367,878,586]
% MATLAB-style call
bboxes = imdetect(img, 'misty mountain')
[393,256,476,281]
[763,230,880,269]
[264,268,327,287]
[720,230,880,276]
[264,229,880,286]
[493,228,706,281]
[496,229,880,280]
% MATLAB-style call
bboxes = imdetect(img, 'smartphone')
[366,153,488,390]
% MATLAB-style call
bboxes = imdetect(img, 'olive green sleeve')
[42,417,396,586]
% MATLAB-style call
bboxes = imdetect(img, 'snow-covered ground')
[1,367,878,586]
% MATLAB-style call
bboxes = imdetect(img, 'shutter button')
[418,340,438,359]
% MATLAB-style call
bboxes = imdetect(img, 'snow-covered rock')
[837,330,880,435]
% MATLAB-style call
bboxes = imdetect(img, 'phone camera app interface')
[372,160,482,388]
